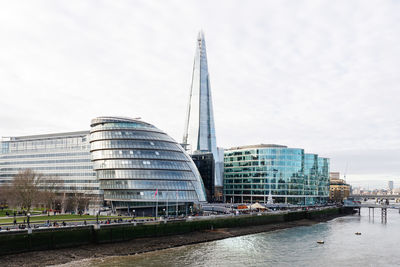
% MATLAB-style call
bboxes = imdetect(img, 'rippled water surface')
[77,208,400,267]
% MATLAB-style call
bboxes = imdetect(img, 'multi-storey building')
[191,152,215,202]
[183,31,224,198]
[329,172,350,202]
[90,117,207,215]
[388,180,394,191]
[304,154,319,205]
[317,157,330,200]
[0,116,208,215]
[0,131,100,201]
[224,144,330,205]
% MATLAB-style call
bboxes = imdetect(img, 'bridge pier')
[345,203,400,223]
[369,207,374,218]
[381,208,387,223]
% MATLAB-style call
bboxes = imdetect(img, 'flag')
[154,189,158,198]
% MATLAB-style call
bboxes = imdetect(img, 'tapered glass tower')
[183,31,223,189]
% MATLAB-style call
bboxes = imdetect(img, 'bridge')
[344,203,400,223]
[350,194,400,200]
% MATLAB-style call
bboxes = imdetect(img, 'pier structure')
[345,203,400,223]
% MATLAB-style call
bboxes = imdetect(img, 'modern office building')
[182,31,223,197]
[304,153,319,205]
[223,144,330,205]
[90,117,207,215]
[0,132,100,200]
[317,157,330,200]
[191,152,215,202]
[0,117,207,215]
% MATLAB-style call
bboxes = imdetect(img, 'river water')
[71,207,400,267]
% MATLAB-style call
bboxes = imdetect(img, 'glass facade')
[317,157,330,200]
[182,31,223,188]
[90,117,206,214]
[223,144,329,205]
[191,153,215,202]
[0,132,100,198]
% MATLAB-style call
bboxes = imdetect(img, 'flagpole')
[176,190,178,217]
[166,189,169,218]
[155,188,158,219]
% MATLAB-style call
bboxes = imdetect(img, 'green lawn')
[0,209,41,217]
[0,210,12,217]
[33,207,47,212]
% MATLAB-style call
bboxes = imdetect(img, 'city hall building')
[0,117,207,215]
[223,144,329,205]
[90,117,207,215]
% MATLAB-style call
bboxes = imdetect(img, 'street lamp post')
[27,213,31,228]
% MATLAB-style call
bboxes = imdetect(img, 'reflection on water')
[75,208,400,267]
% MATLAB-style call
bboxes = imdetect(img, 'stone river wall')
[0,207,348,256]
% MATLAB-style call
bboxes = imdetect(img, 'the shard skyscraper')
[183,31,223,195]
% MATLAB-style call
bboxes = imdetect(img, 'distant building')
[224,144,330,205]
[329,172,350,202]
[388,180,394,191]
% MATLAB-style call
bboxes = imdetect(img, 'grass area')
[0,209,41,217]
[33,207,47,212]
[0,210,12,217]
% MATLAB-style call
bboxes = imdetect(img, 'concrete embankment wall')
[0,208,346,256]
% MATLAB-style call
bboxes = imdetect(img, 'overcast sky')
[0,1,399,188]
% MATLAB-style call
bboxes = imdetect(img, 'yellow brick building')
[329,172,350,202]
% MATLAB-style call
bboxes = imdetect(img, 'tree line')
[0,169,92,213]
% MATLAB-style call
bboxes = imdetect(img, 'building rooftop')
[1,131,90,141]
[226,144,288,150]
[90,116,150,127]
[330,178,350,186]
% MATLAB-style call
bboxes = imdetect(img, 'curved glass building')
[224,144,329,205]
[90,117,206,215]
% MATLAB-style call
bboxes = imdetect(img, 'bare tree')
[0,185,10,209]
[63,193,90,214]
[38,175,64,212]
[10,169,43,212]
[75,193,90,214]
[64,194,77,213]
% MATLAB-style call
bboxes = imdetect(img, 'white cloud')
[0,0,400,186]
